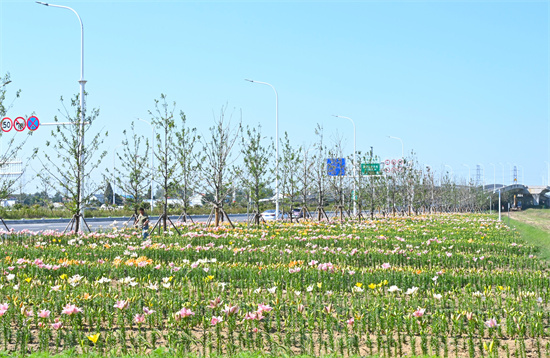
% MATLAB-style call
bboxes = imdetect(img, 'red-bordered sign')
[27,116,39,131]
[14,117,26,132]
[1,117,12,132]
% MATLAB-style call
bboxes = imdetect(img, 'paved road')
[2,214,251,232]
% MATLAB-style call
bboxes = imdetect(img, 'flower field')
[0,214,549,357]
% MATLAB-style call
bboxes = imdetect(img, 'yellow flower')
[24,278,31,283]
[368,283,376,290]
[355,282,363,288]
[87,333,100,344]
[60,274,68,280]
[207,275,214,281]
[317,282,322,289]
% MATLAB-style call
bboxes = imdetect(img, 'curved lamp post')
[37,1,86,231]
[387,136,404,158]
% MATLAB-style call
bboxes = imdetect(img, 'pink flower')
[346,317,355,326]
[38,309,51,318]
[381,263,391,269]
[134,314,145,324]
[0,303,9,311]
[51,319,62,330]
[257,304,273,313]
[61,303,82,315]
[210,316,223,325]
[222,304,239,316]
[485,318,498,328]
[413,308,425,318]
[143,307,155,315]
[208,297,222,309]
[113,300,129,310]
[174,307,195,321]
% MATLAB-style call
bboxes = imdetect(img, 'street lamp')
[37,1,86,231]
[498,162,505,187]
[138,118,155,211]
[333,115,357,217]
[387,136,404,158]
[245,79,279,219]
[112,144,123,205]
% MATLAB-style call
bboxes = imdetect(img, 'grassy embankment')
[505,208,550,260]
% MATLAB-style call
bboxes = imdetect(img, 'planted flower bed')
[0,214,547,357]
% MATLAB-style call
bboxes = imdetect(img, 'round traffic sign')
[385,159,390,165]
[27,116,39,131]
[14,117,26,132]
[1,117,12,132]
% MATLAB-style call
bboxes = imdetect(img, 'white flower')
[388,285,401,293]
[352,286,364,293]
[6,274,14,281]
[162,282,171,288]
[294,291,301,296]
[432,276,438,282]
[433,293,442,300]
[50,285,61,292]
[267,286,277,294]
[13,284,18,290]
[253,288,261,294]
[96,277,111,284]
[306,285,314,292]
[405,287,419,295]
[146,283,158,291]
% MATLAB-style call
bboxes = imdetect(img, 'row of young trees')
[0,80,501,230]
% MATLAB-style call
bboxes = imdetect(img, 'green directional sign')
[361,163,381,175]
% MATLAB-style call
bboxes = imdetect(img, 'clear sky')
[0,0,548,193]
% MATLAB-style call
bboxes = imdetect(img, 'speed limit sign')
[1,117,12,132]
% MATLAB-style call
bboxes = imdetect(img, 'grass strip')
[507,217,550,261]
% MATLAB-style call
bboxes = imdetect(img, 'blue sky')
[0,0,548,193]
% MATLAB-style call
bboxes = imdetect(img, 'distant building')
[0,198,16,207]
[89,194,105,204]
[189,194,204,207]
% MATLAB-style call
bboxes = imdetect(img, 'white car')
[261,209,284,221]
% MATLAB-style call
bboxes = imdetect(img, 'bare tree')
[238,124,273,225]
[311,124,329,221]
[39,94,107,232]
[279,132,302,222]
[111,121,150,217]
[149,94,180,233]
[199,105,241,227]
[298,144,314,219]
[174,111,199,222]
[326,133,348,221]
